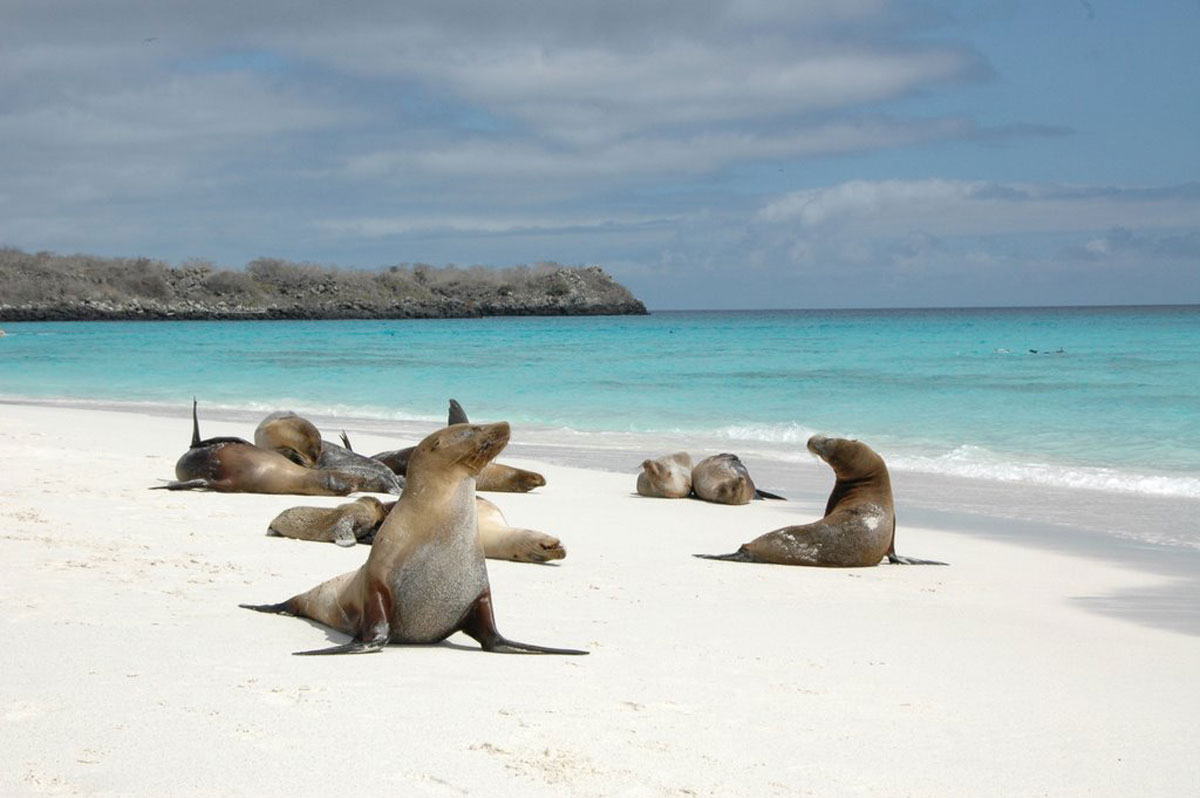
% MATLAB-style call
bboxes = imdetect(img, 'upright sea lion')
[254,411,323,468]
[691,453,784,504]
[695,435,946,567]
[268,497,389,547]
[636,451,693,498]
[240,422,586,655]
[371,399,546,493]
[319,435,403,495]
[152,401,362,496]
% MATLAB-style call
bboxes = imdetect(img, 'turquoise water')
[2,306,1198,499]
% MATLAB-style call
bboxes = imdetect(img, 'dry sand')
[1,403,1197,797]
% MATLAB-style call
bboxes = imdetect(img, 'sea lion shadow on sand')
[241,421,586,655]
[695,435,946,567]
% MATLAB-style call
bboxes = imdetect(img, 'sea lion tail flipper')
[238,601,294,615]
[340,430,353,451]
[190,397,201,448]
[693,548,757,562]
[755,489,787,501]
[887,553,949,566]
[149,479,210,491]
[448,399,469,425]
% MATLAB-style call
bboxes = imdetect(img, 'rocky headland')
[0,249,648,321]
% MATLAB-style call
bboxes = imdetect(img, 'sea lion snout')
[453,421,511,473]
[806,435,833,459]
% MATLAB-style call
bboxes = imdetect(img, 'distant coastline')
[0,248,647,320]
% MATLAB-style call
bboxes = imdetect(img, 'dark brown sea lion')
[151,401,362,496]
[691,453,784,504]
[267,497,389,547]
[240,422,587,655]
[318,435,403,494]
[636,451,693,498]
[695,436,946,567]
[371,399,546,493]
[254,411,323,468]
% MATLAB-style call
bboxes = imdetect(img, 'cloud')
[758,179,1200,235]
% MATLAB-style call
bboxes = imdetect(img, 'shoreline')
[1,401,1198,795]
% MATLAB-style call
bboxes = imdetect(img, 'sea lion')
[476,463,546,492]
[266,495,565,562]
[152,401,362,496]
[695,435,946,567]
[371,399,546,493]
[254,411,323,468]
[268,497,389,547]
[476,496,565,563]
[636,451,693,498]
[318,434,403,495]
[691,453,784,504]
[240,421,587,655]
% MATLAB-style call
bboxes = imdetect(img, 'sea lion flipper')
[150,478,211,491]
[292,638,387,656]
[887,553,949,566]
[755,489,787,501]
[190,397,201,448]
[693,548,757,562]
[460,590,587,656]
[448,399,469,425]
[339,430,352,451]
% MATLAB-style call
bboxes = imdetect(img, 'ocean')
[3,306,1199,549]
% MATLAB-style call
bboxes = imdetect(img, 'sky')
[2,1,1198,309]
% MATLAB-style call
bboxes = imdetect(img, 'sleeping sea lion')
[691,453,784,504]
[636,451,693,498]
[476,496,564,563]
[371,399,546,492]
[152,401,362,496]
[319,434,403,494]
[695,436,945,567]
[240,421,586,655]
[266,495,566,563]
[254,411,323,468]
[267,497,389,547]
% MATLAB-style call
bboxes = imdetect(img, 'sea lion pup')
[636,452,693,498]
[268,497,388,547]
[318,433,403,494]
[371,399,546,493]
[691,453,785,505]
[695,436,946,567]
[476,496,565,563]
[152,400,362,496]
[254,411,323,468]
[240,422,587,655]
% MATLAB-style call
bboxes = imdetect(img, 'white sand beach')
[1,402,1197,797]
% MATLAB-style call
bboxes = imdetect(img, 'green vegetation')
[0,249,647,320]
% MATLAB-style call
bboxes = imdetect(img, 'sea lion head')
[516,470,547,490]
[415,421,511,476]
[255,412,323,468]
[806,436,885,480]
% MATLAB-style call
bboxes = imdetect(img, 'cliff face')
[0,250,648,320]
